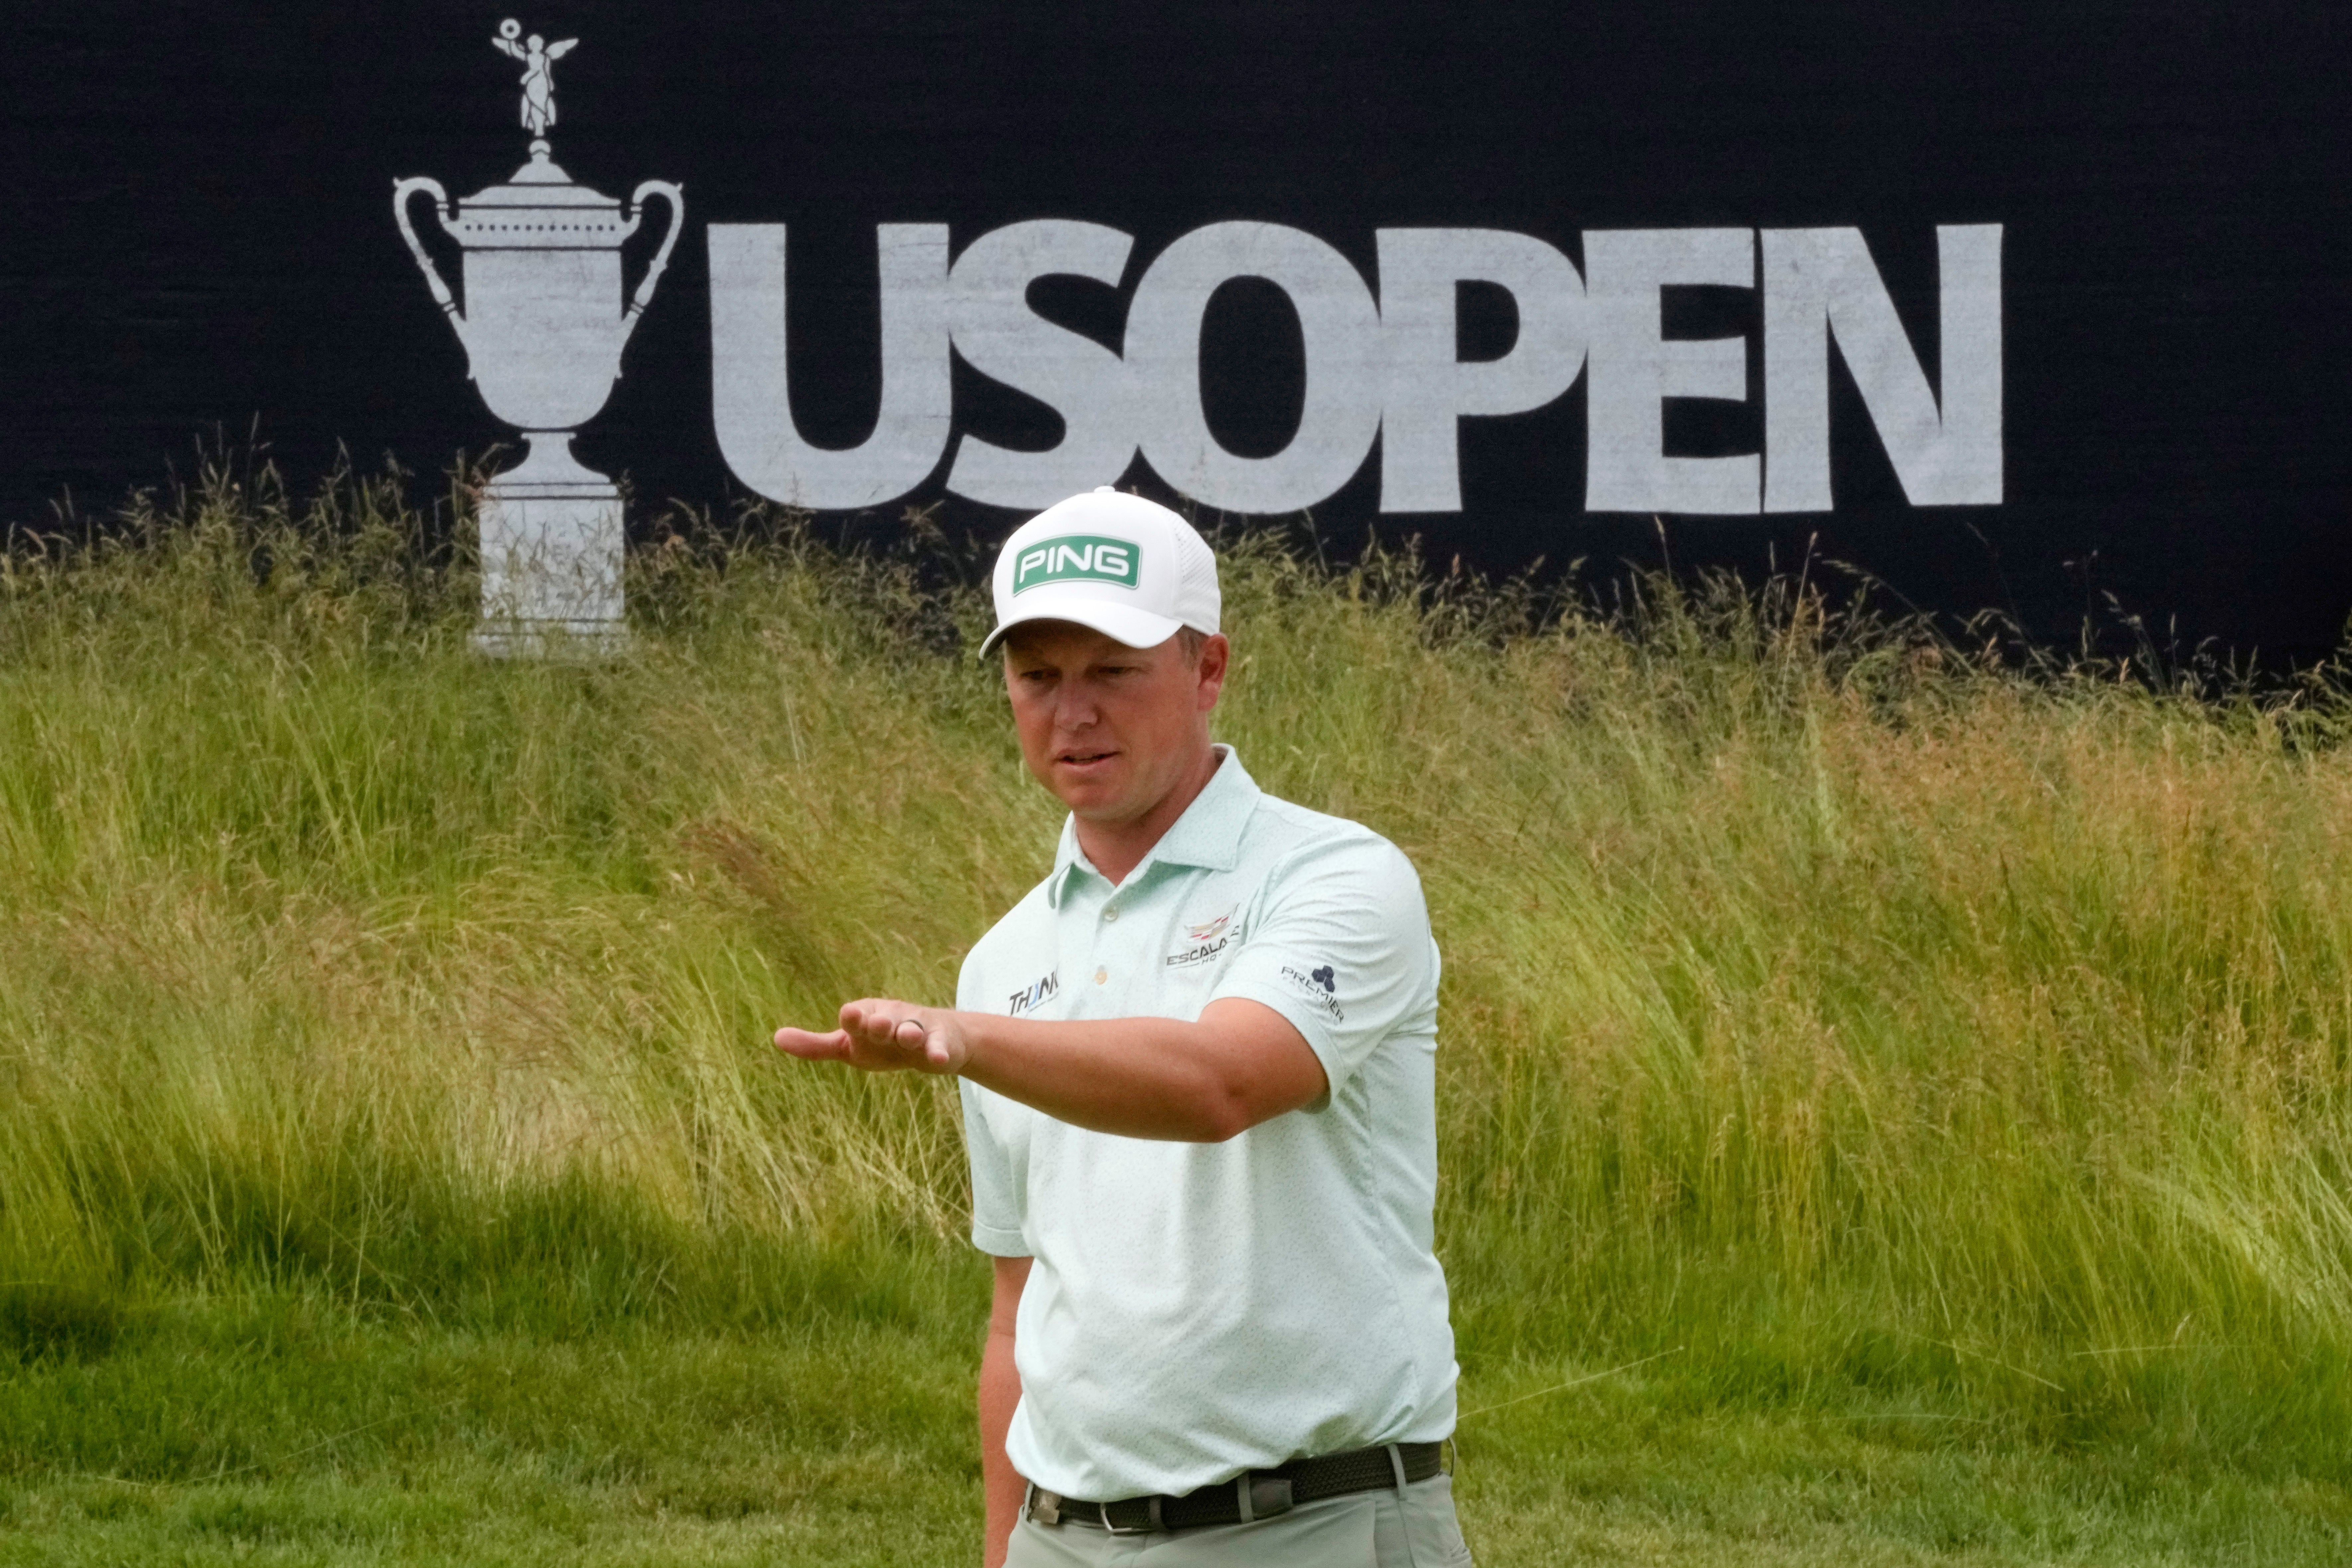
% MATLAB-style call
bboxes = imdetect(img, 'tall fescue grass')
[4,469,2348,1476]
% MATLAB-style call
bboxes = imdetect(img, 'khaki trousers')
[1005,1472,1473,1567]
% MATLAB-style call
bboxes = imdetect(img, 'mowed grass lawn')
[7,1290,2340,1566]
[3,473,2349,1563]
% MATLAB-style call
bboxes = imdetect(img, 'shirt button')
[1103,907,1119,922]
[1094,968,1108,985]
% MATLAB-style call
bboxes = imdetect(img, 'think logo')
[1008,969,1060,1016]
[1012,535,1140,595]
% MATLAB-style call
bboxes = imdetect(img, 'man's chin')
[1052,773,1139,818]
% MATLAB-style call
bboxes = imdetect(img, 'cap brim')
[978,599,1188,658]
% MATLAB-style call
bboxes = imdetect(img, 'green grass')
[2,1289,2344,1566]
[2,466,2349,1562]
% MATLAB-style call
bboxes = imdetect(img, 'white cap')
[979,488,1221,656]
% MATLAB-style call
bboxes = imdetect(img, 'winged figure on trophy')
[392,24,683,656]
[492,19,575,141]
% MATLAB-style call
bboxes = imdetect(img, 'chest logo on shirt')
[1166,908,1237,969]
[1007,969,1060,1015]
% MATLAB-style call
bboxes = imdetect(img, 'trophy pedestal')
[472,439,628,659]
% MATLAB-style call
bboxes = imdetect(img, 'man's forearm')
[775,995,1327,1141]
[956,1002,1320,1142]
[979,1326,1024,1568]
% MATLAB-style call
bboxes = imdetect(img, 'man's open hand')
[773,999,971,1075]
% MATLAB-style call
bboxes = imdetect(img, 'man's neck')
[1074,744,1224,887]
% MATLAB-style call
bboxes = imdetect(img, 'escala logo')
[1168,909,1236,969]
[1012,535,1139,595]
[1186,912,1233,943]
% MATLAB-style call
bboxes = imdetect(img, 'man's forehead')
[1001,620,1167,661]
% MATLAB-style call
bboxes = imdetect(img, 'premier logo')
[1281,962,1345,1021]
[1012,535,1139,595]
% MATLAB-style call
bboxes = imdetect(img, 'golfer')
[774,487,1469,1567]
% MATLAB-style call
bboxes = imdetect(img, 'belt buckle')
[1239,1475,1294,1521]
[1099,1496,1163,1535]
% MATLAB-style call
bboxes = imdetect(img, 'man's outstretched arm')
[774,997,1326,1142]
[980,1255,1031,1568]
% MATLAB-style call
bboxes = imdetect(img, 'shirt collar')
[1046,744,1259,907]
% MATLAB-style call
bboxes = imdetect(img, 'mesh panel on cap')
[1174,521,1221,634]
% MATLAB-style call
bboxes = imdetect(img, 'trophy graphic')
[393,21,683,656]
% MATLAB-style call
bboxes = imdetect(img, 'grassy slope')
[2,476,2349,1562]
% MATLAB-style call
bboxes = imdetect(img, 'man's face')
[1001,621,1229,825]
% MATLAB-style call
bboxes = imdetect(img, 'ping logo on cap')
[1012,535,1140,595]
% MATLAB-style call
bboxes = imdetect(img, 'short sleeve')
[960,1080,1031,1256]
[1208,834,1437,1101]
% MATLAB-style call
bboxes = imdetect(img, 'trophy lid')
[448,141,629,249]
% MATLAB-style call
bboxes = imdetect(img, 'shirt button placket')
[1095,898,1120,987]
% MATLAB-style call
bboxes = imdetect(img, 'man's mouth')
[1058,749,1118,767]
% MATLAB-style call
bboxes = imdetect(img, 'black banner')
[5,3,2346,660]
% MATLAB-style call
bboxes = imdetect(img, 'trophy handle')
[619,180,686,333]
[392,177,471,347]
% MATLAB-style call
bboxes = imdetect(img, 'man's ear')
[1195,634,1231,711]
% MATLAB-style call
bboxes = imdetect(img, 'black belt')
[1024,1441,1445,1534]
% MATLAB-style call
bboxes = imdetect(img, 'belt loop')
[1385,1443,1409,1493]
[1148,1496,1165,1531]
[1236,1474,1255,1523]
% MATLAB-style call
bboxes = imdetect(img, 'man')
[774,487,1470,1567]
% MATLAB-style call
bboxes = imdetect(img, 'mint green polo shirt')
[956,746,1458,1502]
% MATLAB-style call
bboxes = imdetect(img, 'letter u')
[709,225,953,510]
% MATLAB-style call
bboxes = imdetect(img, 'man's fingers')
[785,1000,952,1073]
[773,1026,851,1060]
[841,1002,909,1046]
[840,1002,929,1044]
